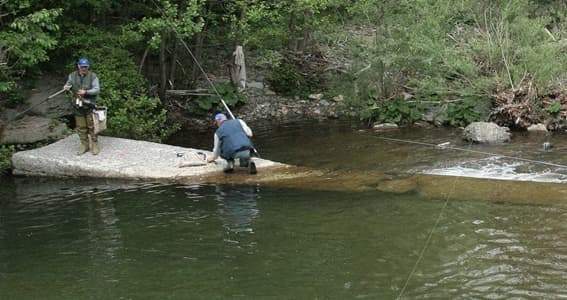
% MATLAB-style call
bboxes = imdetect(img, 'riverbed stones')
[463,122,511,143]
[527,123,548,132]
[308,93,323,101]
[1,116,69,145]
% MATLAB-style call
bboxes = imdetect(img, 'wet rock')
[1,116,69,144]
[373,123,399,130]
[527,123,548,132]
[413,121,432,128]
[376,177,418,194]
[26,78,74,119]
[463,122,510,143]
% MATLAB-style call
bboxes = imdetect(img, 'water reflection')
[215,185,260,234]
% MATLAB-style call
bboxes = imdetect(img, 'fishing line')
[149,0,236,119]
[382,133,563,298]
[395,138,469,299]
[149,0,261,158]
[396,176,456,299]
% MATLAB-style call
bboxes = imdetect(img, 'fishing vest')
[216,119,252,159]
[70,71,97,101]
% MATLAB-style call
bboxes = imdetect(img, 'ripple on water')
[407,203,567,299]
[424,156,567,183]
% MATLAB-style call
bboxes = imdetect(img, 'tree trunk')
[287,13,298,52]
[138,45,150,74]
[159,32,167,100]
[169,38,179,89]
[190,29,206,86]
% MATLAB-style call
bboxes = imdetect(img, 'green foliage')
[340,0,567,122]
[135,0,204,50]
[267,62,305,96]
[0,2,62,107]
[0,145,15,174]
[362,99,423,125]
[267,60,321,97]
[546,100,562,116]
[444,100,483,127]
[190,83,247,115]
[63,27,179,141]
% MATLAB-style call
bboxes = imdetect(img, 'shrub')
[361,98,423,125]
[0,145,15,175]
[190,82,247,116]
[444,99,484,127]
[61,26,178,142]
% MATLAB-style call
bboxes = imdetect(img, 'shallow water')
[3,120,567,298]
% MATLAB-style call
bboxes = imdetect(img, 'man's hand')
[77,89,87,96]
[63,84,72,91]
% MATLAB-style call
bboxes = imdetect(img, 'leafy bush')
[546,101,562,116]
[342,0,567,123]
[61,26,178,142]
[0,145,15,174]
[362,99,423,125]
[267,62,305,96]
[444,100,483,127]
[190,82,247,116]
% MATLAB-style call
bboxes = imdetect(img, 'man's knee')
[235,150,251,167]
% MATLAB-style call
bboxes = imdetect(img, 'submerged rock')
[376,177,418,194]
[463,122,510,143]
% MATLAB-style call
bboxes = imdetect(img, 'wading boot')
[91,141,100,155]
[75,115,89,155]
[248,161,257,175]
[223,160,235,173]
[77,136,89,155]
[90,136,100,155]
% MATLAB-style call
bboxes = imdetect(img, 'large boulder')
[463,122,511,143]
[25,76,73,119]
[0,116,69,144]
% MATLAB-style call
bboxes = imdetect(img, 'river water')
[2,120,567,298]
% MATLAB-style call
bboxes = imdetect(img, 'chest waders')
[70,71,100,155]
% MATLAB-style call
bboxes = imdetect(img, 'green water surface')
[2,121,567,299]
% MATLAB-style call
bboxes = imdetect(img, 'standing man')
[63,57,101,155]
[207,113,257,174]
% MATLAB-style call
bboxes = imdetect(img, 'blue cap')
[214,113,227,122]
[77,58,90,67]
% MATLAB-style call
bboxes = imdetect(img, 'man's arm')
[63,74,73,90]
[239,119,253,137]
[85,76,100,96]
[207,133,221,162]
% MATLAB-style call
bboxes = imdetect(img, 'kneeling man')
[207,113,257,174]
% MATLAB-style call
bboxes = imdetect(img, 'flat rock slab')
[12,134,283,180]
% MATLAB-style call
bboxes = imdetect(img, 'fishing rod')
[11,88,67,121]
[149,0,260,157]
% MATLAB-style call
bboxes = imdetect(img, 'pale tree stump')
[229,45,247,91]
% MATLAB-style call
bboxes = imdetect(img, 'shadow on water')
[4,120,567,298]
